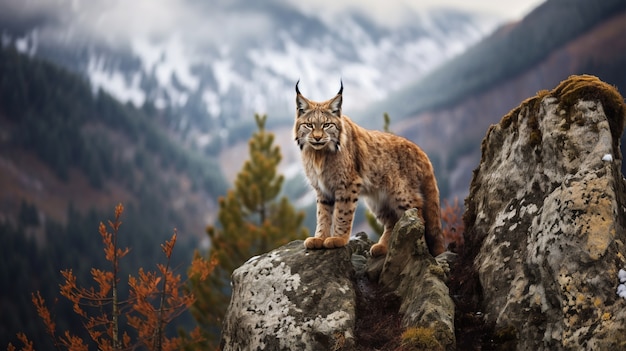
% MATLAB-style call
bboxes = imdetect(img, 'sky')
[289,0,546,24]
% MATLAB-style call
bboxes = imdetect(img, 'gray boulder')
[220,239,360,351]
[464,75,626,350]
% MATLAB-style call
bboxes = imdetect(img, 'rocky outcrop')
[463,75,626,350]
[367,208,456,350]
[220,209,455,351]
[220,75,626,350]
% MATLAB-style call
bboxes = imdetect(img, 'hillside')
[371,0,626,201]
[0,45,228,347]
[0,45,227,233]
[368,0,625,122]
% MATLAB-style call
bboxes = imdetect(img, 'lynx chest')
[301,150,346,196]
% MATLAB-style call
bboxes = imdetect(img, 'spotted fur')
[294,82,445,257]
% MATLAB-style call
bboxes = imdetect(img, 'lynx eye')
[322,123,332,129]
[303,123,313,129]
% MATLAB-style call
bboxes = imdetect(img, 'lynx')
[294,81,445,257]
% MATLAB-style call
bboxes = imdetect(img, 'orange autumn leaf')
[31,292,56,337]
[17,204,209,350]
[189,253,217,281]
[161,232,177,259]
[61,330,88,351]
[441,197,465,252]
[13,333,35,351]
[91,268,114,298]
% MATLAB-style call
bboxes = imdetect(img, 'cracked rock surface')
[464,75,626,350]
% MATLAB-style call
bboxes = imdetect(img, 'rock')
[221,212,455,351]
[463,75,626,350]
[220,239,361,351]
[370,208,456,351]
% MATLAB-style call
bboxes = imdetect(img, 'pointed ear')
[295,79,302,95]
[295,80,309,117]
[329,81,343,117]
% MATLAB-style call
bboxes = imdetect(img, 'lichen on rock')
[463,75,626,350]
[220,240,358,351]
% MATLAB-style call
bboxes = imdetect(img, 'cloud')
[284,0,545,27]
[1,0,544,58]
[1,0,276,53]
[0,0,63,33]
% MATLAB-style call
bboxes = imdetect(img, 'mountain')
[4,0,623,224]
[0,45,227,347]
[371,0,626,201]
[0,0,501,152]
[0,45,227,237]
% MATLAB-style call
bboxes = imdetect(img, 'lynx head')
[294,81,343,152]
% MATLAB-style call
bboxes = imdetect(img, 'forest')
[0,45,230,348]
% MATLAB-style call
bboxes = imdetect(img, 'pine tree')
[188,114,308,348]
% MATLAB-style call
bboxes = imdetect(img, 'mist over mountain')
[0,0,501,151]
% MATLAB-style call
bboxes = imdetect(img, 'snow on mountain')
[88,54,146,106]
[1,0,502,146]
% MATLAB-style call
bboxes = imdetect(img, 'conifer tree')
[188,114,308,348]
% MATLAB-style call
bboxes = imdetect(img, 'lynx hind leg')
[369,193,423,257]
[369,209,400,257]
[366,202,393,257]
[370,209,422,257]
[370,227,392,257]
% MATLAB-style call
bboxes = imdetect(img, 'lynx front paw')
[304,237,325,249]
[323,237,348,249]
[370,243,388,257]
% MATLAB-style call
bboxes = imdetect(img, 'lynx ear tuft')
[337,79,343,95]
[295,81,309,117]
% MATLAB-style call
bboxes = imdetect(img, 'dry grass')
[353,275,405,351]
